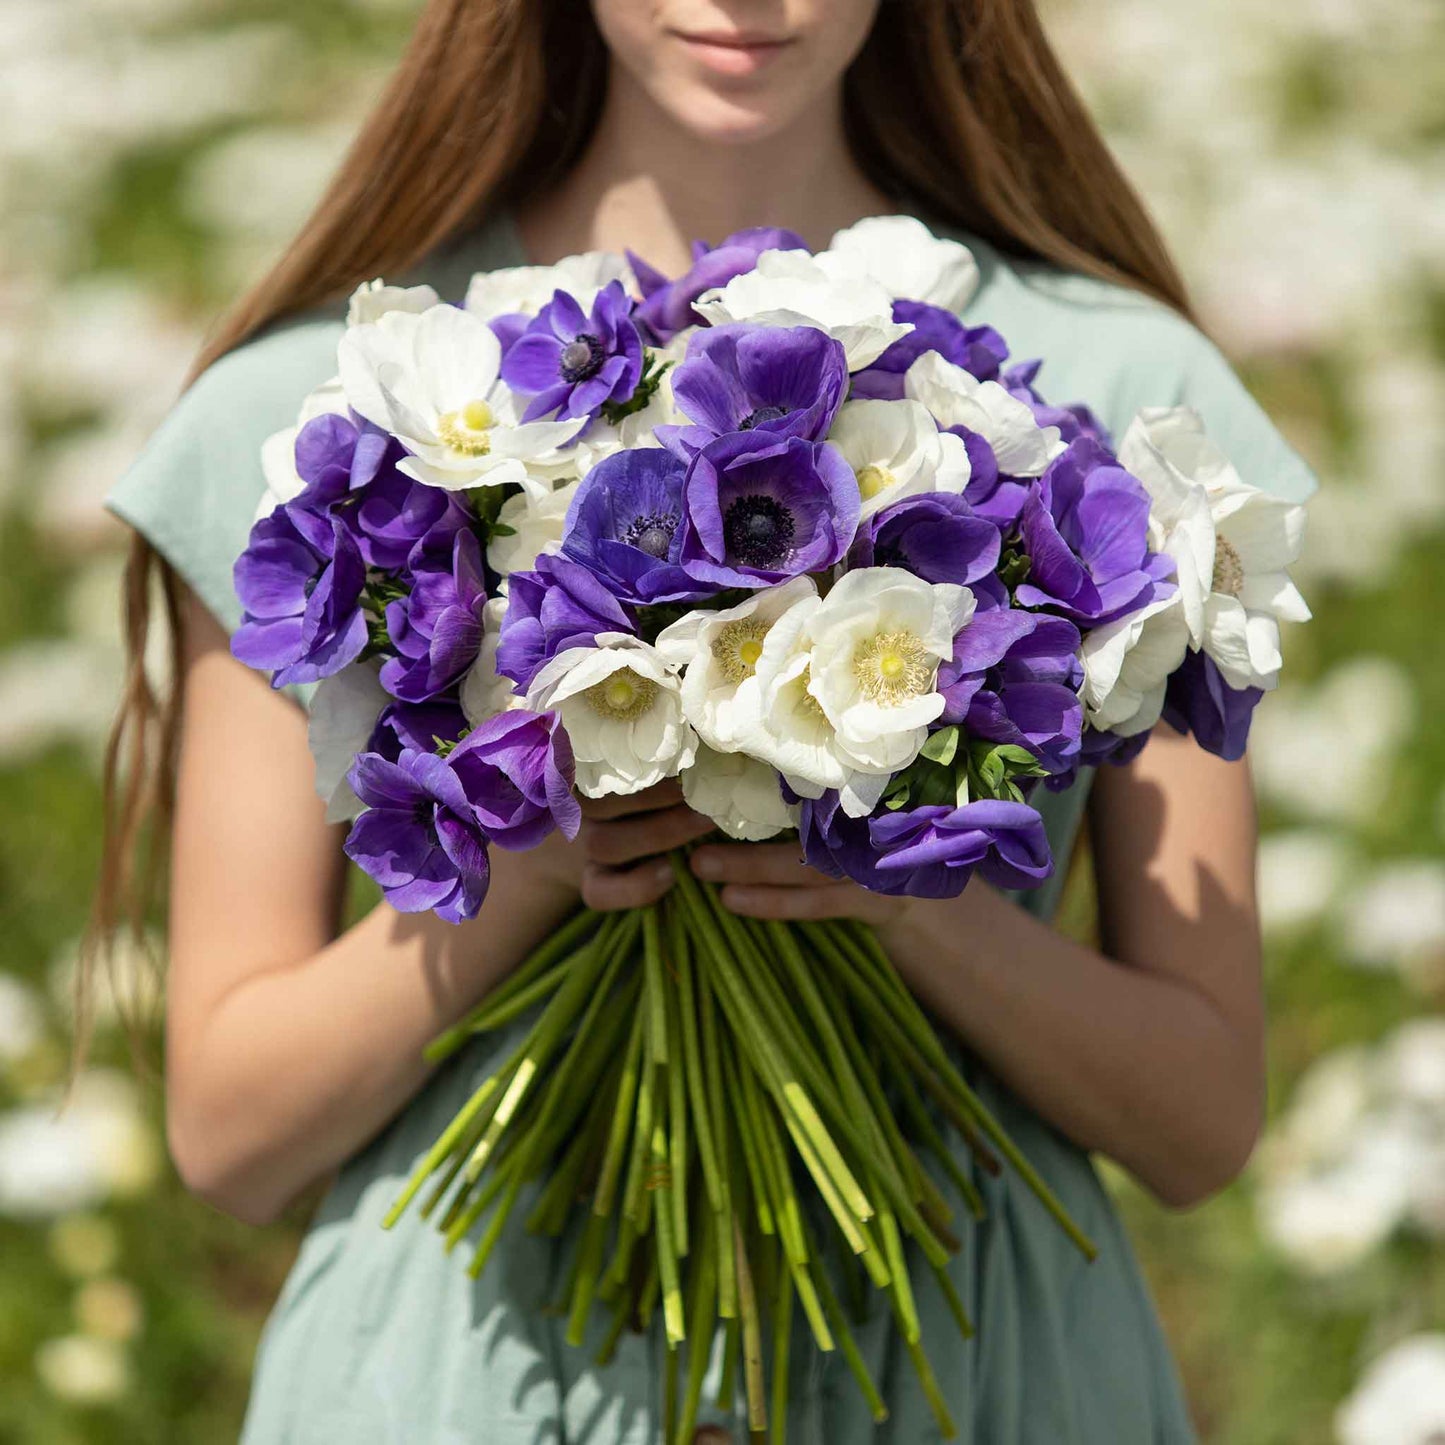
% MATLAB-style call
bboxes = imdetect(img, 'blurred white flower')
[1341,860,1445,983]
[47,1214,121,1280]
[0,640,123,764]
[1249,657,1416,824]
[48,930,163,1034]
[0,1070,159,1220]
[1337,1334,1445,1445]
[1256,1021,1445,1273]
[0,974,45,1066]
[75,1277,144,1343]
[1255,829,1353,937]
[34,1333,130,1406]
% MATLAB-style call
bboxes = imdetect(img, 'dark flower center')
[622,509,679,559]
[739,404,789,430]
[723,494,795,569]
[559,332,606,383]
[413,796,439,846]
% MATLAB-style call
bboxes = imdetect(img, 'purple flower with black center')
[1003,360,1112,449]
[368,697,470,761]
[849,491,1002,597]
[560,447,706,605]
[852,302,1009,401]
[1014,437,1175,628]
[446,708,581,851]
[678,431,860,589]
[495,550,638,694]
[1161,647,1262,761]
[793,789,1053,898]
[379,524,487,703]
[658,323,848,456]
[232,506,369,686]
[628,226,809,343]
[342,747,493,923]
[937,609,1084,777]
[500,280,643,424]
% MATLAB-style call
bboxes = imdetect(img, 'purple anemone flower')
[495,551,637,694]
[659,324,848,455]
[868,799,1055,896]
[446,708,582,851]
[852,302,1009,401]
[1003,360,1112,449]
[379,525,487,703]
[794,789,1053,898]
[368,697,470,760]
[678,432,860,589]
[1162,648,1262,761]
[560,447,705,605]
[849,491,1002,596]
[937,610,1083,777]
[628,227,809,342]
[1014,438,1175,628]
[232,507,368,687]
[500,280,643,424]
[343,747,492,924]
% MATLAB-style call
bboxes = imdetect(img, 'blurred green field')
[1,1,1442,1440]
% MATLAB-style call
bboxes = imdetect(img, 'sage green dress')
[104,206,1318,1444]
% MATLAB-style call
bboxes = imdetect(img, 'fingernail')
[655,861,675,885]
[691,852,719,879]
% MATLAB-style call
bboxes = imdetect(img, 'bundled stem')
[384,859,1097,1441]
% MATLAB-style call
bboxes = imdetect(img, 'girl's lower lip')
[672,32,792,77]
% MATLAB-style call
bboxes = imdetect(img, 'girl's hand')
[688,838,912,929]
[532,780,717,911]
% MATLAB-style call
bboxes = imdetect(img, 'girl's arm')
[690,723,1266,1210]
[164,586,706,1225]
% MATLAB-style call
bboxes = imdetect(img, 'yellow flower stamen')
[436,399,494,456]
[584,668,658,721]
[711,618,771,684]
[855,463,896,501]
[852,630,934,705]
[1212,536,1244,597]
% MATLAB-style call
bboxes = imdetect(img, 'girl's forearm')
[872,881,1265,1208]
[166,852,580,1225]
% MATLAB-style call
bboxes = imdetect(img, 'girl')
[89,1,1317,1440]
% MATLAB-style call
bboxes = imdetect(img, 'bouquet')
[231,215,1309,1439]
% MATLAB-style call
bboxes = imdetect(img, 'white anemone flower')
[525,634,697,797]
[824,214,980,311]
[487,479,578,576]
[1121,405,1310,690]
[464,251,634,321]
[692,248,912,370]
[655,576,818,751]
[346,278,441,327]
[826,398,970,519]
[1337,1334,1445,1445]
[807,568,974,777]
[681,745,798,841]
[745,570,973,814]
[460,597,522,727]
[307,659,388,823]
[253,376,348,520]
[1079,593,1191,736]
[905,351,1064,477]
[338,303,586,491]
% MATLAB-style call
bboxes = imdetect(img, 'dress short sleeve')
[102,315,344,710]
[1168,325,1320,505]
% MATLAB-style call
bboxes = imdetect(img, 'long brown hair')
[78,0,1190,1075]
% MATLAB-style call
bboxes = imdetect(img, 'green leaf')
[919,726,960,766]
